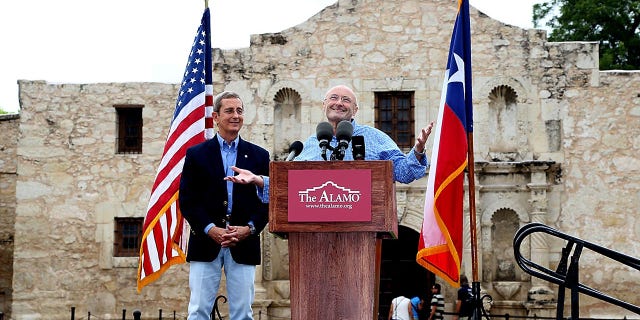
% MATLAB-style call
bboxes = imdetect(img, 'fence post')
[70,306,75,320]
[122,309,126,320]
[133,310,141,320]
[159,308,162,320]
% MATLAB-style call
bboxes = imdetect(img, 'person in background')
[453,275,474,320]
[179,91,270,320]
[388,295,412,320]
[428,283,445,320]
[225,84,435,199]
[410,296,425,320]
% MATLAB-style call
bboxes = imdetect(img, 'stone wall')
[13,81,191,319]
[0,113,19,319]
[7,0,640,318]
[559,70,640,315]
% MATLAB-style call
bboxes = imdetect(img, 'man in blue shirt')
[226,85,434,200]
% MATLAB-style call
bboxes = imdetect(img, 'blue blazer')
[179,135,270,265]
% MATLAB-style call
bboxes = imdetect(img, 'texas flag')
[416,0,473,288]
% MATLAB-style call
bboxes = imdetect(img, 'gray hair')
[213,91,243,112]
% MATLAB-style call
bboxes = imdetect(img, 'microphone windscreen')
[316,122,334,141]
[289,140,304,156]
[336,120,354,142]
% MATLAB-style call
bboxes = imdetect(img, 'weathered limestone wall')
[0,113,19,319]
[7,0,640,318]
[559,70,640,315]
[13,81,192,319]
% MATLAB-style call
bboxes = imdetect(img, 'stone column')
[526,165,556,313]
[527,169,549,287]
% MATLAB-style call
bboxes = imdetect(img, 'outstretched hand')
[224,166,264,188]
[415,121,435,154]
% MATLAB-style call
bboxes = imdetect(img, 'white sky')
[0,0,545,113]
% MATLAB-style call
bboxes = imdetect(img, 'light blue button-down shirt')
[257,119,428,203]
[204,134,238,234]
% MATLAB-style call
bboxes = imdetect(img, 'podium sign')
[287,169,372,222]
[269,161,398,320]
[269,160,397,237]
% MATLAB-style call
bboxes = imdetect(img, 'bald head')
[322,85,359,128]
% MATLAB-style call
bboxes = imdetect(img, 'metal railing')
[68,295,228,320]
[513,223,640,319]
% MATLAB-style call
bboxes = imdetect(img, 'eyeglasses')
[325,94,353,104]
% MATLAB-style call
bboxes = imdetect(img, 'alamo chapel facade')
[1,0,640,319]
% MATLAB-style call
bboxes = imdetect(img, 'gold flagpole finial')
[204,0,209,9]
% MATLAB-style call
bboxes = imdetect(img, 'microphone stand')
[322,145,334,161]
[332,145,347,161]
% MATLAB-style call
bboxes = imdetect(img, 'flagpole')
[467,132,482,318]
[204,0,209,8]
[467,133,478,282]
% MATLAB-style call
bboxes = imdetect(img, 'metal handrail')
[513,223,640,318]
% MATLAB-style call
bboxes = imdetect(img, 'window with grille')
[374,92,415,149]
[114,217,143,257]
[115,105,143,154]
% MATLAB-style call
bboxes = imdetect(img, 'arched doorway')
[378,225,434,319]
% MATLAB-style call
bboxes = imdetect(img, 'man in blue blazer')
[179,91,270,320]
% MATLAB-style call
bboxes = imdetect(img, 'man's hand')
[207,225,253,248]
[224,166,264,188]
[414,121,435,157]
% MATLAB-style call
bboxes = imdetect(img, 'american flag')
[137,7,213,292]
[416,0,473,288]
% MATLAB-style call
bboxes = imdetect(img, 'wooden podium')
[269,161,397,320]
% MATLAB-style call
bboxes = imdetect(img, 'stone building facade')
[0,113,19,319]
[2,0,640,319]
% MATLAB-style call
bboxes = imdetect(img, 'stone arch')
[265,81,309,160]
[398,206,424,233]
[264,80,311,109]
[490,208,522,281]
[480,201,531,283]
[487,84,519,154]
[474,77,533,161]
[489,85,518,105]
[478,76,530,104]
[481,201,529,227]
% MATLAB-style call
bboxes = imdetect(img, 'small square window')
[114,217,144,257]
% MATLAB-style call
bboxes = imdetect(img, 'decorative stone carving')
[493,281,522,300]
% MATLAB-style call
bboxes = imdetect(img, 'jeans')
[187,248,256,320]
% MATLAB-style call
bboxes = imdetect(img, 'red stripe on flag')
[204,117,214,129]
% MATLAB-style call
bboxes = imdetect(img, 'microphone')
[285,141,303,161]
[316,121,334,161]
[333,120,353,161]
[351,135,365,160]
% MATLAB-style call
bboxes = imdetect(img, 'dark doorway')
[378,225,434,320]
